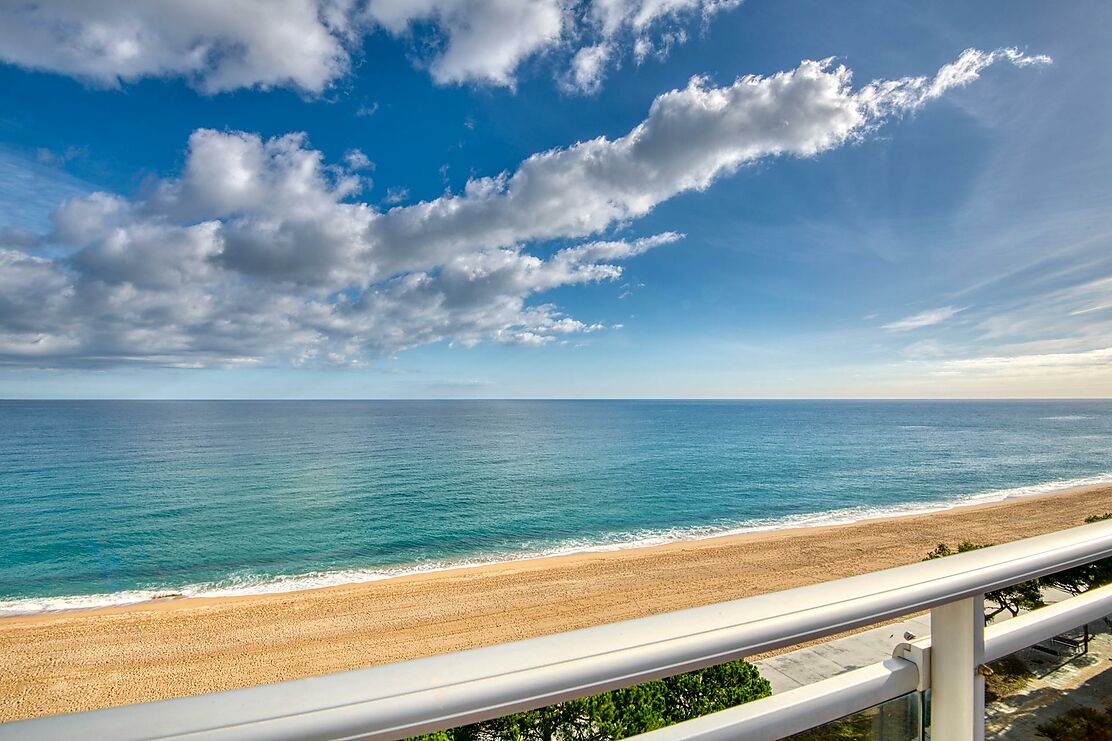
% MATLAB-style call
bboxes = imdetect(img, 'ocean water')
[1,399,1110,614]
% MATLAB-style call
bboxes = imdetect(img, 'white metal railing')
[635,657,920,741]
[636,583,1112,740]
[2,520,1110,741]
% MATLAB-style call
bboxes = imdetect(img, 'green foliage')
[656,660,770,723]
[925,513,1112,621]
[1036,704,1112,740]
[1042,513,1112,596]
[1043,556,1112,597]
[409,659,771,741]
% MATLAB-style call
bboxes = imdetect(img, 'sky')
[0,0,1109,399]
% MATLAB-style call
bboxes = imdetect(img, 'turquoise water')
[2,400,1110,613]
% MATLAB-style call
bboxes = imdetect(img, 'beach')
[2,484,1109,722]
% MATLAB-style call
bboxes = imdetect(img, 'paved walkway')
[754,615,931,693]
[753,588,1084,693]
[985,621,1112,740]
[753,605,1112,739]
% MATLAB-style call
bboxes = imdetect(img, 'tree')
[924,541,1044,620]
[1042,513,1112,596]
[411,659,771,740]
[924,512,1112,621]
[659,660,769,724]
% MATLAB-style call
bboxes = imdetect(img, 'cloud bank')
[0,0,744,93]
[0,49,1046,367]
[936,347,1112,379]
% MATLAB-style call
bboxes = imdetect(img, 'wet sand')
[2,484,1109,722]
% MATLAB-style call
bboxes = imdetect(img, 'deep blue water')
[2,400,1110,612]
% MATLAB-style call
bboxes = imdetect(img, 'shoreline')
[5,474,1112,618]
[2,483,1111,721]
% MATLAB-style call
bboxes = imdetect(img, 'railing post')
[929,594,985,741]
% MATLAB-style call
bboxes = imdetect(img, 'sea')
[2,399,1110,614]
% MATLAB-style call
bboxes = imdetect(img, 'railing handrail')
[632,582,1112,740]
[3,519,1111,740]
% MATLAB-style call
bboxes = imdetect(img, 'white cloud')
[365,0,565,87]
[882,306,962,332]
[344,149,374,170]
[0,0,749,93]
[0,49,1045,367]
[936,347,1112,377]
[372,49,1046,272]
[5,2,1036,96]
[855,48,1052,119]
[566,43,613,94]
[591,0,740,34]
[0,0,357,94]
[563,0,740,92]
[1070,303,1112,316]
[383,186,409,205]
[365,0,744,90]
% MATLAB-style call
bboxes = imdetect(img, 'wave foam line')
[3,473,1111,616]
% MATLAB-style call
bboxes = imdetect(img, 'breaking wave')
[3,473,1109,616]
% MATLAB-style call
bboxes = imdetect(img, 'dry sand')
[2,484,1110,722]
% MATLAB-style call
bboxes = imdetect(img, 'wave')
[1041,415,1094,421]
[3,472,1111,616]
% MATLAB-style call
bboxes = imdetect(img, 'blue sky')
[0,0,1109,398]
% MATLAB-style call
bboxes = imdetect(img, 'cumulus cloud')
[0,0,745,93]
[882,306,962,332]
[365,0,564,87]
[10,2,1033,96]
[563,0,741,92]
[567,43,613,94]
[364,0,742,90]
[0,0,357,93]
[371,49,1046,271]
[590,0,739,34]
[0,49,1045,367]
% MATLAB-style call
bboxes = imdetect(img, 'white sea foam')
[4,473,1111,616]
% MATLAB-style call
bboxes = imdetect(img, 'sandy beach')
[2,484,1110,722]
